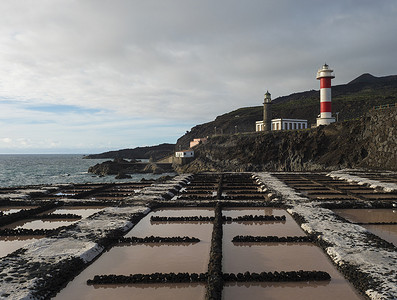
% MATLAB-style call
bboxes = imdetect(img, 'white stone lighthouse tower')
[316,63,335,126]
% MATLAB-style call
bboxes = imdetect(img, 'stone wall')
[360,107,397,170]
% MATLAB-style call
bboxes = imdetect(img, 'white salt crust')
[254,172,397,300]
[0,175,191,300]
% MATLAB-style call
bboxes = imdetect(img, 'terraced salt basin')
[0,206,106,258]
[334,209,397,246]
[0,206,37,215]
[2,219,77,230]
[126,207,214,239]
[222,208,363,300]
[2,206,106,231]
[55,208,213,300]
[45,206,106,219]
[0,236,43,258]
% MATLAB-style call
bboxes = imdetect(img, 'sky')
[0,0,397,154]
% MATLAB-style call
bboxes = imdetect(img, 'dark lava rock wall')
[360,107,397,170]
[176,107,397,172]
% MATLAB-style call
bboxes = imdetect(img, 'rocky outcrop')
[143,162,166,174]
[176,107,397,172]
[88,158,174,175]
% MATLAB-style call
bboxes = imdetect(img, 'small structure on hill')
[256,91,308,131]
[173,149,195,166]
[316,63,336,126]
[175,150,194,158]
[190,137,208,148]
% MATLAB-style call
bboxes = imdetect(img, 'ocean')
[0,154,171,188]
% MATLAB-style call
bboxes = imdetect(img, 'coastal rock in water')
[115,172,132,179]
[88,159,174,176]
[143,163,165,174]
[88,159,133,176]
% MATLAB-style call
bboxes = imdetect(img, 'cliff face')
[176,107,397,173]
[360,107,397,169]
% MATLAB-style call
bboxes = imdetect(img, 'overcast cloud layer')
[1,0,396,153]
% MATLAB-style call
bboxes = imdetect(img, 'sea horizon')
[0,154,170,188]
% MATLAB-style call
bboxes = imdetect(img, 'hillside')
[85,73,397,161]
[176,73,397,149]
[175,106,397,172]
[83,143,175,160]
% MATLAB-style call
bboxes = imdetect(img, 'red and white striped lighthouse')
[316,63,336,126]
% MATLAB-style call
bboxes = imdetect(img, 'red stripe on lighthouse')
[320,78,331,89]
[321,101,332,113]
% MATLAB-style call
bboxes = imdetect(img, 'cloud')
[0,137,31,148]
[0,0,397,152]
[1,137,12,144]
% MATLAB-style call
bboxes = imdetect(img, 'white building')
[256,118,308,131]
[271,118,308,130]
[255,90,308,132]
[175,150,195,158]
[189,137,208,148]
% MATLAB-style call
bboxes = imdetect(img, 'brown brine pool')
[55,208,212,300]
[334,209,397,246]
[125,208,214,240]
[0,236,43,258]
[0,207,107,257]
[334,209,397,223]
[2,219,76,230]
[54,207,363,299]
[1,207,108,231]
[46,206,106,219]
[222,208,363,300]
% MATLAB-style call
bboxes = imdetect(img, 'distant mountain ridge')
[348,73,378,84]
[348,73,397,85]
[84,143,175,160]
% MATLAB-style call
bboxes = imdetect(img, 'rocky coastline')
[175,107,397,173]
[87,158,174,177]
[86,107,396,177]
